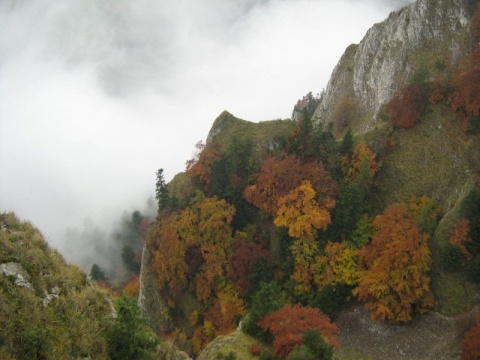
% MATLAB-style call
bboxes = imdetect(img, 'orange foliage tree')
[205,284,246,335]
[385,84,426,128]
[244,155,337,217]
[461,316,480,360]
[258,304,340,358]
[123,274,140,299]
[148,212,188,297]
[353,203,434,322]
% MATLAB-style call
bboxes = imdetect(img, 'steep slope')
[315,0,472,134]
[0,212,165,360]
[0,212,114,359]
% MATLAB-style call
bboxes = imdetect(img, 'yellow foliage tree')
[343,140,380,183]
[318,241,360,288]
[274,181,333,239]
[148,191,235,302]
[290,237,320,295]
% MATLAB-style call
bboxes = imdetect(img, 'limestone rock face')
[314,0,471,134]
[0,262,33,290]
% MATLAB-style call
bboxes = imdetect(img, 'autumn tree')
[204,284,246,335]
[148,212,188,296]
[385,84,426,128]
[317,241,360,288]
[123,274,140,299]
[181,192,236,301]
[342,140,379,184]
[244,155,337,218]
[148,192,236,301]
[289,237,321,296]
[461,316,480,360]
[353,203,434,322]
[274,181,334,239]
[228,232,274,298]
[258,304,339,358]
[244,155,304,216]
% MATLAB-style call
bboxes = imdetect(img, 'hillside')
[0,212,181,360]
[139,0,480,359]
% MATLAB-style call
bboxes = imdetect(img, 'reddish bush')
[258,304,339,358]
[461,316,480,360]
[385,84,426,128]
[249,344,262,356]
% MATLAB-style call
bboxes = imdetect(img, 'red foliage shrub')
[385,84,426,128]
[461,316,480,360]
[249,344,262,356]
[258,304,339,358]
[227,237,273,297]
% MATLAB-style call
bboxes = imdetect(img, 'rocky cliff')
[314,0,472,134]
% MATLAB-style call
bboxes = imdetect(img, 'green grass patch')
[207,111,293,155]
[431,272,477,316]
[198,330,263,360]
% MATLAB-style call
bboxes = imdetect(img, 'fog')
[0,0,414,274]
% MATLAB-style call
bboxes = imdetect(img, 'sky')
[0,0,414,272]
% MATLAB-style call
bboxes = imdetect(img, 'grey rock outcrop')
[314,0,472,134]
[42,286,61,307]
[0,262,33,290]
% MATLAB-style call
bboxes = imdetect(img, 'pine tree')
[155,168,169,212]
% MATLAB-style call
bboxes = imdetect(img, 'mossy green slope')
[0,212,114,359]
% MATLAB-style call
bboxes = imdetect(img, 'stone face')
[0,262,33,290]
[314,0,471,134]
